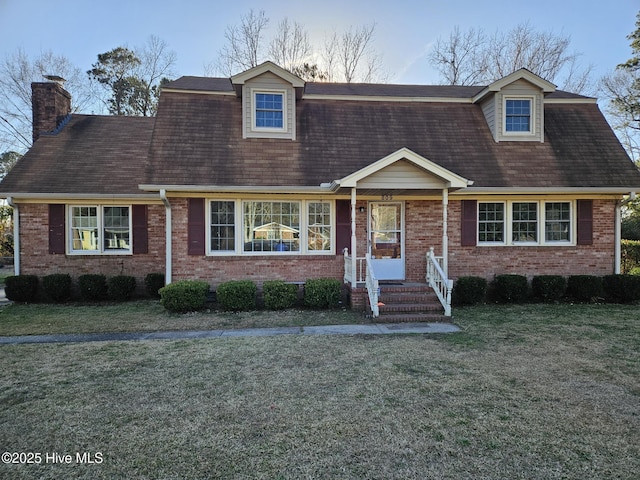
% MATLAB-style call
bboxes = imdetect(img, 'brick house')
[2,62,640,317]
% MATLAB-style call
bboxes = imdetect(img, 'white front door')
[369,202,405,280]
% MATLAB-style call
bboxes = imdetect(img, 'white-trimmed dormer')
[230,61,305,140]
[473,69,556,143]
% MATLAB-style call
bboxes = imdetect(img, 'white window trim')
[503,96,535,136]
[477,200,575,247]
[251,88,287,133]
[67,205,132,255]
[206,199,238,256]
[205,199,335,256]
[477,201,507,246]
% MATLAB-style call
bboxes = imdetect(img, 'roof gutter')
[139,184,334,194]
[455,187,640,195]
[6,197,19,275]
[159,189,172,285]
[0,193,160,201]
[615,192,637,274]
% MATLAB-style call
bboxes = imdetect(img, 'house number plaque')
[382,194,393,201]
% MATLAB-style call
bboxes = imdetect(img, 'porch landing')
[363,283,449,323]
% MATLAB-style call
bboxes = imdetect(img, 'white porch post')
[160,189,172,285]
[442,188,449,278]
[351,188,357,288]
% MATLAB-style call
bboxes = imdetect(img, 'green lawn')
[0,304,638,479]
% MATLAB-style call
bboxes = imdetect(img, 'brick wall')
[18,203,165,287]
[447,198,617,280]
[170,198,344,286]
[16,198,619,303]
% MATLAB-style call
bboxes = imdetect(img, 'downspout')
[615,192,636,274]
[6,197,19,275]
[159,189,172,285]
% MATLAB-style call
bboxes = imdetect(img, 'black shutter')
[577,199,593,245]
[188,198,205,255]
[132,205,148,254]
[461,200,477,247]
[48,204,65,254]
[335,200,351,254]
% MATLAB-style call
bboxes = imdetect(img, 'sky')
[0,0,638,89]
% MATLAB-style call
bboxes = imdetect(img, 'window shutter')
[335,200,351,254]
[48,204,65,254]
[461,200,477,246]
[577,199,593,245]
[188,198,205,255]
[132,205,148,254]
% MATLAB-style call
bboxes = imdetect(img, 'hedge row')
[4,272,165,303]
[159,278,342,313]
[453,273,640,306]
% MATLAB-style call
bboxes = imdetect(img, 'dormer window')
[253,90,286,131]
[504,97,533,134]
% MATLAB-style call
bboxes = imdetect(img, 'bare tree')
[429,26,489,86]
[269,18,311,71]
[429,23,593,93]
[215,9,269,76]
[212,12,386,83]
[0,48,93,152]
[322,23,386,83]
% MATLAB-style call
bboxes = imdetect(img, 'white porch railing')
[365,254,380,318]
[343,248,366,284]
[426,247,453,316]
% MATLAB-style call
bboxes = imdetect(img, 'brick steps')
[367,283,448,323]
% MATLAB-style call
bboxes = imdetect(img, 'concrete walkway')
[0,322,460,345]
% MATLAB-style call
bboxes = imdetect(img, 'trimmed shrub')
[145,273,165,298]
[304,278,342,309]
[603,274,640,303]
[78,274,108,301]
[108,275,137,301]
[491,274,529,304]
[263,280,298,310]
[42,273,72,302]
[216,280,257,311]
[160,280,210,313]
[5,275,38,302]
[531,275,567,303]
[621,239,640,273]
[566,275,604,302]
[452,276,487,306]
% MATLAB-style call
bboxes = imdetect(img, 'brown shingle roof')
[0,115,154,195]
[1,77,638,197]
[144,91,639,190]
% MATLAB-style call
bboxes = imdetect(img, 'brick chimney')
[31,77,72,143]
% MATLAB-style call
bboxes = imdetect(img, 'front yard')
[0,304,638,479]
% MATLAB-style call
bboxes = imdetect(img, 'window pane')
[478,203,505,242]
[308,202,331,251]
[243,201,300,252]
[512,202,538,242]
[255,93,284,128]
[545,202,571,242]
[505,99,531,132]
[103,206,130,250]
[210,201,235,251]
[71,207,98,251]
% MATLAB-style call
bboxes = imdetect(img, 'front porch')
[344,248,453,319]
[330,147,469,319]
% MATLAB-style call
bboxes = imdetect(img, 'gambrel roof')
[1,65,639,198]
